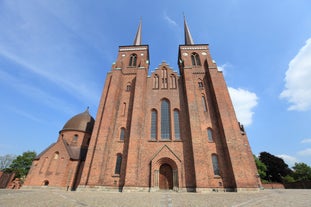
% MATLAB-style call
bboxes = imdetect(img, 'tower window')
[129,53,137,67]
[120,128,125,141]
[207,128,213,142]
[126,84,131,91]
[198,81,203,89]
[54,152,59,160]
[151,109,157,140]
[114,154,122,175]
[73,134,78,142]
[174,110,181,140]
[212,154,220,176]
[161,99,171,139]
[191,53,201,66]
[202,96,208,112]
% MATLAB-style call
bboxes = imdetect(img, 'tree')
[253,155,267,180]
[0,154,16,170]
[259,152,292,182]
[291,162,311,181]
[8,151,36,179]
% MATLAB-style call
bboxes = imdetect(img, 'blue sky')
[0,0,311,167]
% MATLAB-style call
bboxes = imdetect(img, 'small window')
[212,154,220,176]
[114,154,122,175]
[73,134,78,142]
[54,152,59,160]
[126,84,131,91]
[120,128,125,141]
[207,128,213,142]
[191,53,201,66]
[202,96,207,112]
[129,54,137,67]
[198,81,203,89]
[171,75,177,89]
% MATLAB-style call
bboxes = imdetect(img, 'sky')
[0,0,311,168]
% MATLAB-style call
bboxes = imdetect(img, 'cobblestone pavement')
[0,189,310,207]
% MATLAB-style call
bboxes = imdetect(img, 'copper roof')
[61,109,95,134]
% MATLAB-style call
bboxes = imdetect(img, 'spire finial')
[184,15,194,45]
[133,18,142,46]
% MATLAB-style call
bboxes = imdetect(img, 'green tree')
[254,155,267,180]
[8,151,36,179]
[259,152,292,182]
[291,162,311,181]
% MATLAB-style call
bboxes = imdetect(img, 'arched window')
[174,110,181,140]
[73,134,78,142]
[129,53,137,67]
[120,128,125,141]
[207,128,213,142]
[161,99,171,139]
[126,84,131,91]
[153,74,159,89]
[191,53,201,66]
[151,109,157,140]
[114,154,122,175]
[202,96,207,112]
[198,81,203,89]
[212,154,220,176]
[53,152,59,160]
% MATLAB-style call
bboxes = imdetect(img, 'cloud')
[217,63,232,75]
[277,154,299,167]
[228,87,258,126]
[301,139,311,144]
[163,12,177,27]
[280,38,311,111]
[297,148,311,156]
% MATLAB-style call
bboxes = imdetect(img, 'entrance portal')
[159,164,173,190]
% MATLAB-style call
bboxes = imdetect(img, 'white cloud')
[277,154,298,167]
[297,148,311,156]
[163,12,177,27]
[217,63,232,74]
[301,139,311,144]
[280,38,311,111]
[228,87,258,126]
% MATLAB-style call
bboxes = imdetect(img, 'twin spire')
[132,17,195,46]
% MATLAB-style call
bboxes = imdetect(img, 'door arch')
[159,164,173,190]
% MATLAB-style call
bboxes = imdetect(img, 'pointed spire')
[184,16,194,45]
[133,18,142,46]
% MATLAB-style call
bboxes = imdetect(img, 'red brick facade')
[24,20,260,192]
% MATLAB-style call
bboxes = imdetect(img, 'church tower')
[77,19,259,192]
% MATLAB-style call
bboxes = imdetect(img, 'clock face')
[182,52,188,56]
[201,52,207,56]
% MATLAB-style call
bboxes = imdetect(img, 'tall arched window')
[202,96,207,112]
[161,99,171,139]
[120,128,125,141]
[129,53,137,67]
[207,128,213,142]
[174,109,180,140]
[151,109,157,140]
[114,154,122,175]
[212,154,220,176]
[191,53,201,66]
[54,151,59,160]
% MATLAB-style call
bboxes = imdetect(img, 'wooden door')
[159,164,173,190]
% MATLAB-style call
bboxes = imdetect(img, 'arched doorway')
[159,164,173,190]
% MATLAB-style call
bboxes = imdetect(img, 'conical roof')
[133,19,142,45]
[61,109,95,134]
[184,16,194,45]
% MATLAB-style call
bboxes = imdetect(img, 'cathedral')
[24,18,260,192]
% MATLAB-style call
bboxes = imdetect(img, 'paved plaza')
[0,189,310,207]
